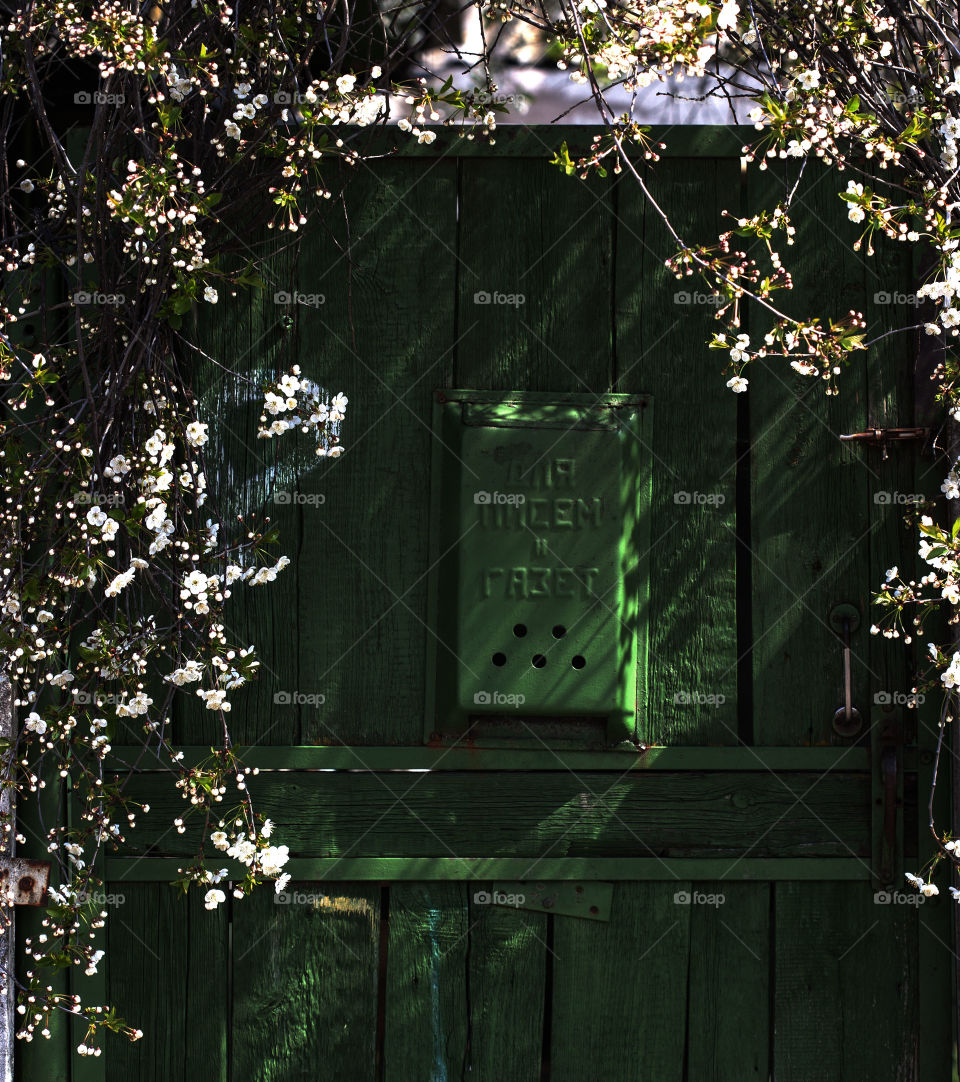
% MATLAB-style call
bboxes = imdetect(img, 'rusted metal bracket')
[490,881,612,921]
[0,858,50,907]
[839,427,929,460]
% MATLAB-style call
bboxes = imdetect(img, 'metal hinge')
[839,427,929,460]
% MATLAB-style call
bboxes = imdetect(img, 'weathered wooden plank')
[686,882,769,1080]
[549,881,690,1081]
[455,155,613,392]
[465,899,546,1080]
[104,742,876,771]
[289,158,458,746]
[615,158,740,746]
[917,737,953,1081]
[106,856,874,882]
[231,882,380,1081]
[0,676,12,1082]
[386,883,549,1080]
[114,770,872,859]
[191,234,304,748]
[863,180,922,732]
[773,881,919,1081]
[383,883,469,1080]
[749,162,873,746]
[104,883,228,1082]
[70,834,107,1082]
[183,889,228,1081]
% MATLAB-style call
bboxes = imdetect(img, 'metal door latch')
[830,604,862,736]
[839,427,928,460]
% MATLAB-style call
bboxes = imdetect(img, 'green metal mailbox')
[426,389,652,746]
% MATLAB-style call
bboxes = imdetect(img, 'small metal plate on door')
[0,857,50,906]
[426,389,652,745]
[490,880,613,921]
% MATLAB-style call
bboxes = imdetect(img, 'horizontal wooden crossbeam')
[104,856,872,882]
[105,744,890,772]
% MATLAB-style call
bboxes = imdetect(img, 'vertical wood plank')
[231,882,380,1081]
[863,195,920,731]
[292,160,459,747]
[384,883,469,1082]
[0,676,12,1082]
[466,901,547,1079]
[686,882,769,1080]
[549,881,691,1081]
[615,159,740,745]
[917,743,954,1081]
[190,237,304,747]
[773,881,918,1081]
[455,156,614,393]
[749,163,872,746]
[385,883,545,1081]
[104,883,228,1082]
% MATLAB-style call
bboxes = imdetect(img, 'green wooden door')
[42,126,954,1082]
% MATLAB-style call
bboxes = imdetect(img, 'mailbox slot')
[425,389,652,746]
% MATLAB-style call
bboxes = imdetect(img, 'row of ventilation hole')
[491,622,586,669]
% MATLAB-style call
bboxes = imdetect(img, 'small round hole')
[552,625,567,639]
[531,654,547,669]
[492,652,507,667]
[571,655,586,669]
[513,624,527,638]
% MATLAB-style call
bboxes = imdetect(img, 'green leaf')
[551,142,575,176]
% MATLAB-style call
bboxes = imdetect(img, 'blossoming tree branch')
[3,0,960,1054]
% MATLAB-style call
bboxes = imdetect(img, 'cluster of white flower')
[257,365,347,457]
[204,821,291,903]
